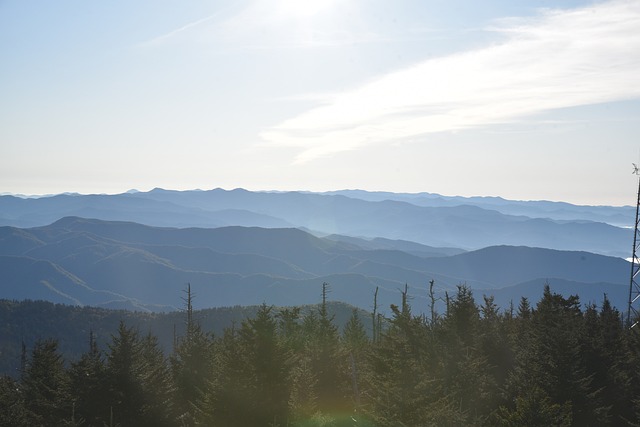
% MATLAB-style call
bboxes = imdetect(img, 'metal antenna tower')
[627,163,640,328]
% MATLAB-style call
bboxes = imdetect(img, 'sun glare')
[277,0,337,18]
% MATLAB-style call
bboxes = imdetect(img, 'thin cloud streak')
[138,13,221,47]
[260,0,640,163]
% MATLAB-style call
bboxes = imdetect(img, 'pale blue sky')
[1,0,639,205]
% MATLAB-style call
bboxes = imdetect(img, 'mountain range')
[0,213,631,315]
[0,188,633,257]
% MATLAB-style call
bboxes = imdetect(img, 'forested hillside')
[2,284,639,426]
[0,298,366,377]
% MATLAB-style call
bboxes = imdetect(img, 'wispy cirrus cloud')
[260,0,640,163]
[137,13,223,48]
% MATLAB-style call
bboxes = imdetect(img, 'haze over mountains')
[0,188,633,314]
[0,188,633,256]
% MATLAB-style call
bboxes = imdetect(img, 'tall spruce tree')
[342,309,369,417]
[139,332,174,426]
[105,321,173,427]
[105,322,146,426]
[501,285,607,426]
[21,339,71,425]
[366,285,463,426]
[68,330,108,426]
[200,304,290,426]
[170,285,214,425]
[242,303,290,426]
[479,295,514,412]
[439,285,495,424]
[309,283,349,414]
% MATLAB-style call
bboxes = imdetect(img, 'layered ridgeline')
[0,216,630,313]
[0,188,632,257]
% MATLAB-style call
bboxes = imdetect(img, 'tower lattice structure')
[628,171,640,328]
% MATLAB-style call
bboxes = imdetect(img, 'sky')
[1,0,640,206]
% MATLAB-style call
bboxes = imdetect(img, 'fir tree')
[309,283,349,414]
[105,321,174,427]
[439,285,495,423]
[366,285,462,426]
[68,330,108,426]
[170,285,214,425]
[21,339,71,425]
[242,303,290,426]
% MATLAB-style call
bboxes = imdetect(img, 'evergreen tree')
[200,304,290,426]
[342,309,369,415]
[517,297,531,319]
[21,338,71,426]
[0,375,29,426]
[503,285,607,426]
[479,295,514,412]
[171,323,213,425]
[242,303,290,426]
[198,325,244,426]
[594,296,637,424]
[276,307,319,421]
[6,280,640,426]
[367,285,463,426]
[343,309,368,354]
[307,283,349,415]
[495,385,572,427]
[105,322,146,426]
[439,284,495,423]
[139,332,174,426]
[619,324,640,425]
[105,321,173,427]
[277,306,304,352]
[68,330,108,426]
[288,355,319,422]
[170,285,214,425]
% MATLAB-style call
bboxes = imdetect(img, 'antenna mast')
[627,164,640,328]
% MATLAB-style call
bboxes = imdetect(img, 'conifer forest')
[2,283,640,427]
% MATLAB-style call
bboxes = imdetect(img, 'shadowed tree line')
[2,282,640,426]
